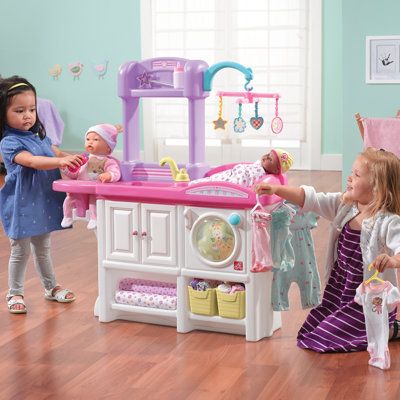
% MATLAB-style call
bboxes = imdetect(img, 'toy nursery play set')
[54,57,316,342]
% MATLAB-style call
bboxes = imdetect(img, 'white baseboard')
[320,154,342,171]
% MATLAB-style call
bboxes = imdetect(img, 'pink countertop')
[53,179,283,210]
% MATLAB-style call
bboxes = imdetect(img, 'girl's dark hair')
[0,75,46,141]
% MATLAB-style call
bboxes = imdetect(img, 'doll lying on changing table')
[190,148,294,187]
[61,123,122,230]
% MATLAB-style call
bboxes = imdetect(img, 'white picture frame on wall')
[366,36,400,83]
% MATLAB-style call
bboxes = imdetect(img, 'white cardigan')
[301,185,400,286]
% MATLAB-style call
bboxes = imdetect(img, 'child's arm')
[254,183,305,207]
[373,254,400,272]
[14,150,82,171]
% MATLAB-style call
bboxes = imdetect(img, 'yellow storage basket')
[188,286,218,316]
[216,290,246,319]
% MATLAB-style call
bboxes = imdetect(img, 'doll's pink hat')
[85,123,122,152]
[270,148,294,174]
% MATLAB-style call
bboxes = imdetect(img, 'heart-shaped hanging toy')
[250,101,264,130]
[250,116,264,130]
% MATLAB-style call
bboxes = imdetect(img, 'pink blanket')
[363,118,400,157]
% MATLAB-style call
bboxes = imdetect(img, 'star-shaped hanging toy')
[213,117,228,130]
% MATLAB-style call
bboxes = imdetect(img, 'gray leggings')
[8,233,57,297]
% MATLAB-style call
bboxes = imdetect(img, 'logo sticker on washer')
[234,261,243,271]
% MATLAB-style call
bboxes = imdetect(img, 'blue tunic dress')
[0,125,65,239]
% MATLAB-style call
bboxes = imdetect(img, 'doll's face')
[85,132,111,155]
[6,90,36,131]
[261,151,279,174]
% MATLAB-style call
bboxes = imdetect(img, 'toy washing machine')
[184,206,249,274]
[182,205,281,341]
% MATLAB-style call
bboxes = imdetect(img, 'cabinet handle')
[132,230,138,236]
[141,231,147,237]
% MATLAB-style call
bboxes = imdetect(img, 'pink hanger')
[216,91,280,104]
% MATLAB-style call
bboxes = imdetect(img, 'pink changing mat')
[362,118,400,157]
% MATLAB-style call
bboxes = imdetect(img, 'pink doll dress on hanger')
[250,196,275,272]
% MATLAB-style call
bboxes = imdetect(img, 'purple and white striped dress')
[297,223,396,353]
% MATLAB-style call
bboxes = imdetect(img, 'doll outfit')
[355,281,400,370]
[0,125,65,297]
[270,204,295,272]
[296,186,400,353]
[61,154,121,228]
[62,154,121,182]
[250,207,273,272]
[272,207,321,311]
[190,160,267,187]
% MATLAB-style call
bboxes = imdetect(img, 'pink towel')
[363,118,400,157]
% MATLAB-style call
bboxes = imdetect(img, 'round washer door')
[190,212,241,268]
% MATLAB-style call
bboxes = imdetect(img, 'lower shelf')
[111,302,177,318]
[189,312,246,326]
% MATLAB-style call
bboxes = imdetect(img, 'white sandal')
[7,295,27,314]
[44,286,76,303]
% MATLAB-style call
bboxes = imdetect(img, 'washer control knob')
[228,213,241,225]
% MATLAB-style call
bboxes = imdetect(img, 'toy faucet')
[159,156,190,182]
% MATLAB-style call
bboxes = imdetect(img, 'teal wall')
[3,0,398,176]
[0,0,141,151]
[342,0,400,185]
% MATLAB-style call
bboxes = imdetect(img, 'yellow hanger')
[364,263,385,284]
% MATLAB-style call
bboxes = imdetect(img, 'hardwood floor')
[0,171,399,399]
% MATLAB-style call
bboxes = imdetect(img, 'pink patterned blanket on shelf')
[118,278,177,296]
[115,290,177,310]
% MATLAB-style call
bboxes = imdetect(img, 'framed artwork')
[365,35,400,83]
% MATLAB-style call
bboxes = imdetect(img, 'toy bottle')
[173,62,184,89]
[68,153,89,173]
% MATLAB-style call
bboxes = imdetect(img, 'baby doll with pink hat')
[190,148,294,187]
[61,123,122,230]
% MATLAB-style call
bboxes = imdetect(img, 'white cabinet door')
[141,203,177,266]
[105,201,140,263]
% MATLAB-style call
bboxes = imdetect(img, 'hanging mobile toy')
[212,96,228,130]
[271,97,283,134]
[250,100,264,130]
[233,100,246,133]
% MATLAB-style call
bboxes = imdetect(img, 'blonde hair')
[360,147,400,215]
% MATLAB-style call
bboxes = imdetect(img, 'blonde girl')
[255,148,400,352]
